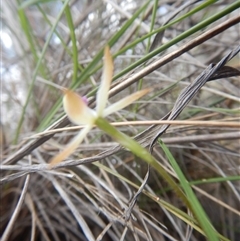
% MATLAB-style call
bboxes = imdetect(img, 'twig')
[150,45,240,149]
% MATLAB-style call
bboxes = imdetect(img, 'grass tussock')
[1,1,240,241]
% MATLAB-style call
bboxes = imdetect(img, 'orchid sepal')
[49,125,93,167]
[96,46,113,116]
[103,88,152,117]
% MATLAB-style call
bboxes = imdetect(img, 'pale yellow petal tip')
[104,45,113,75]
[49,150,73,168]
[61,87,68,94]
[104,45,110,54]
[132,88,152,99]
[48,144,75,168]
[48,155,64,169]
[104,45,111,59]
[141,88,152,94]
[96,46,114,115]
[48,148,72,169]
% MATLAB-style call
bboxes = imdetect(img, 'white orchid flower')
[50,46,150,166]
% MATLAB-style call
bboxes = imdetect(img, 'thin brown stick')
[108,15,240,97]
[1,131,239,177]
[29,120,240,138]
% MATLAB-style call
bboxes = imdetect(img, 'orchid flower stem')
[95,117,189,207]
[96,117,222,240]
[95,117,222,240]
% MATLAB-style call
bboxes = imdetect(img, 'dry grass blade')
[150,45,240,149]
[131,45,240,235]
[149,0,200,52]
[1,174,30,241]
[2,1,240,240]
[4,14,239,166]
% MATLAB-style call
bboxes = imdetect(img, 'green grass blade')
[14,0,49,143]
[95,117,191,208]
[19,0,55,9]
[114,1,239,80]
[37,0,152,130]
[64,5,78,84]
[37,4,71,55]
[147,0,158,52]
[14,0,71,143]
[190,175,240,186]
[159,140,220,241]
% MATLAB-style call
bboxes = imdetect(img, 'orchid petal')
[96,46,113,116]
[63,89,96,125]
[49,125,92,167]
[103,88,151,117]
